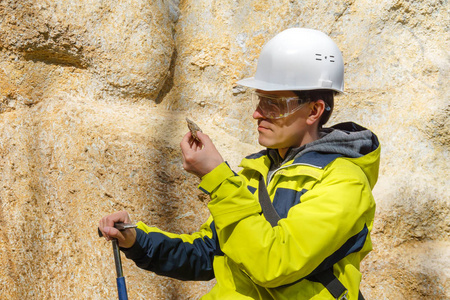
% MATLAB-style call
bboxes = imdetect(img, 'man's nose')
[252,106,265,119]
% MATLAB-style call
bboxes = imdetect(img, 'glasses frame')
[251,91,310,119]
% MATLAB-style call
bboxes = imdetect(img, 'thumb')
[196,131,213,146]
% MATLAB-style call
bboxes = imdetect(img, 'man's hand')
[99,211,137,248]
[180,131,224,178]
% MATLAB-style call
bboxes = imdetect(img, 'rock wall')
[0,0,448,299]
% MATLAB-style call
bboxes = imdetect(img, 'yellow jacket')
[123,122,380,299]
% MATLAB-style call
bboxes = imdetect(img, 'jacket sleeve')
[120,216,218,281]
[200,160,375,288]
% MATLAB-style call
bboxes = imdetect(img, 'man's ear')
[306,100,326,126]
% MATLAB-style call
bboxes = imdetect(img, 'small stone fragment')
[186,118,202,141]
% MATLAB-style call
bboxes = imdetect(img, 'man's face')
[252,90,312,151]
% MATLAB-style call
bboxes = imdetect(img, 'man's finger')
[181,132,202,151]
[181,132,194,150]
[103,226,127,241]
[181,131,192,145]
[194,132,212,147]
[99,211,131,237]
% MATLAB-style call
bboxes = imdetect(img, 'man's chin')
[258,137,276,148]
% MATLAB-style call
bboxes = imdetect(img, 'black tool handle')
[98,222,134,300]
[112,239,123,277]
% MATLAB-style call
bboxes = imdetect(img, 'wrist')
[198,161,236,194]
[119,228,137,248]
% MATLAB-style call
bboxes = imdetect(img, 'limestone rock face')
[0,0,448,299]
[0,0,175,100]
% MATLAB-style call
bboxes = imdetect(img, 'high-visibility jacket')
[123,122,380,299]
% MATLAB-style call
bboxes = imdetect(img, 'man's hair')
[293,90,334,128]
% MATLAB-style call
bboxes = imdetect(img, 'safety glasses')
[251,91,309,119]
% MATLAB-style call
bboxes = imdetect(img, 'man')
[99,28,380,299]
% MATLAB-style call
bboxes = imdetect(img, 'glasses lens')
[252,92,306,119]
[262,97,287,119]
[252,93,286,119]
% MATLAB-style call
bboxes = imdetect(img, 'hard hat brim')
[236,77,344,93]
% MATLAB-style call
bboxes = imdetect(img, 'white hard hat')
[237,28,344,93]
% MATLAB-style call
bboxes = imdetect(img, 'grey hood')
[268,122,380,174]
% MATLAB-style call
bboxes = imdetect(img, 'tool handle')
[112,239,123,277]
[116,276,128,300]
